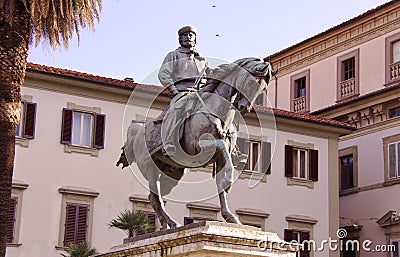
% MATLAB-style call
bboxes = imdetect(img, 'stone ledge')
[98,221,298,257]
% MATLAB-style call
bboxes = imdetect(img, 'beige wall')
[270,29,400,113]
[7,77,342,257]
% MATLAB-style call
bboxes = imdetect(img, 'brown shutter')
[284,229,294,242]
[146,213,157,233]
[285,145,294,177]
[300,231,310,257]
[6,198,17,243]
[76,205,89,244]
[184,217,195,225]
[262,141,272,174]
[309,149,318,181]
[22,102,37,139]
[64,204,77,246]
[93,113,105,149]
[61,108,73,144]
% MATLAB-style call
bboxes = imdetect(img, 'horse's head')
[233,58,277,114]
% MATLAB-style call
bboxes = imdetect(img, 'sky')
[27,0,391,85]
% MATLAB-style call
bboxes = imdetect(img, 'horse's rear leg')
[148,169,180,230]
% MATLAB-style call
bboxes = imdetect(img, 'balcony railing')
[340,78,356,99]
[390,61,400,81]
[293,96,306,113]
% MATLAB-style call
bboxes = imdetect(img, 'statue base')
[96,221,298,257]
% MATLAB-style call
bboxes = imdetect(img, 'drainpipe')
[274,75,278,109]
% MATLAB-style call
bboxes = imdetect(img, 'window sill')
[6,243,22,247]
[55,246,66,251]
[383,179,400,187]
[64,144,99,157]
[384,78,400,87]
[239,170,267,183]
[15,137,29,148]
[339,187,360,196]
[287,177,314,189]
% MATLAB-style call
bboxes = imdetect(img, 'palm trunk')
[0,2,31,257]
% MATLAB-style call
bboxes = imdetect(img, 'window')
[7,181,28,247]
[342,58,355,81]
[236,137,271,174]
[285,145,318,181]
[15,97,37,147]
[389,107,400,119]
[284,229,310,257]
[388,141,400,180]
[385,33,400,84]
[285,215,317,257]
[135,212,157,236]
[61,103,105,156]
[64,203,89,246]
[384,134,400,185]
[340,155,354,190]
[337,49,359,101]
[390,239,400,257]
[58,187,98,249]
[339,146,358,193]
[290,70,310,113]
[295,77,306,98]
[130,195,160,233]
[6,198,17,244]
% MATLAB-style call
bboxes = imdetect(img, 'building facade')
[269,1,400,256]
[5,62,352,257]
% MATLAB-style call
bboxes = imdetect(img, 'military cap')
[178,26,197,36]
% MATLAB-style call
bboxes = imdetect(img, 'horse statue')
[117,57,276,230]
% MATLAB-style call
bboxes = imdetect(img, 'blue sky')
[27,0,390,84]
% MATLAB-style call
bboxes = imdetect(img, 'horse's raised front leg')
[147,168,180,230]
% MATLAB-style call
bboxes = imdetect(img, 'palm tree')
[0,1,101,256]
[109,210,153,238]
[61,241,98,257]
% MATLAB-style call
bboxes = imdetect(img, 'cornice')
[271,4,400,77]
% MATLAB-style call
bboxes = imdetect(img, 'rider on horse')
[158,25,212,158]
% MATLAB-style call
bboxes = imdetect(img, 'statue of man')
[158,26,211,157]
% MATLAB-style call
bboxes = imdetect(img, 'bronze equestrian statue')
[117,26,276,230]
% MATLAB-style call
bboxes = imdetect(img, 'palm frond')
[61,241,98,257]
[109,210,152,238]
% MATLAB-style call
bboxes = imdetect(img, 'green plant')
[109,210,152,237]
[60,241,98,257]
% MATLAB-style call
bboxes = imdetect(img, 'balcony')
[340,78,356,99]
[293,97,306,113]
[389,61,400,81]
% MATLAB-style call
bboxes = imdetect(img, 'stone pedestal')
[96,221,298,257]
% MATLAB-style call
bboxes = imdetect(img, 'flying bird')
[215,34,220,37]
[212,5,216,7]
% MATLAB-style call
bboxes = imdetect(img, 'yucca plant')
[60,241,98,257]
[109,210,153,238]
[0,2,101,257]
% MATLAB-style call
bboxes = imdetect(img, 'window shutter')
[6,198,17,243]
[61,109,73,144]
[22,102,37,139]
[184,217,195,225]
[262,141,272,174]
[146,212,157,233]
[309,149,319,181]
[284,229,294,242]
[285,145,294,177]
[93,113,106,149]
[64,204,77,246]
[236,137,249,170]
[76,205,89,244]
[300,231,310,257]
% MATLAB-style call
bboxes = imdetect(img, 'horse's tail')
[116,121,144,168]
